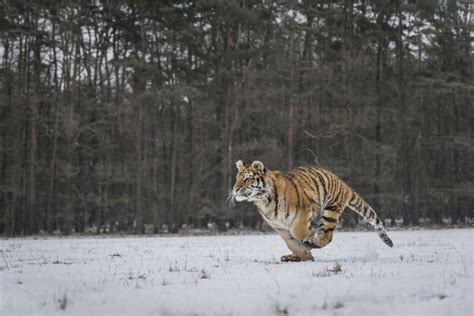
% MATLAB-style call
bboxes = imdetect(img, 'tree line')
[0,0,472,235]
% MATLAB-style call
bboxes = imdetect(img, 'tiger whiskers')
[226,191,236,207]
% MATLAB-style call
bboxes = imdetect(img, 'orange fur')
[232,160,393,262]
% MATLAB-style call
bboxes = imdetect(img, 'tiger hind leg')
[304,203,342,249]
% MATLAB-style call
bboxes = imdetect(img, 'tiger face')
[232,160,267,202]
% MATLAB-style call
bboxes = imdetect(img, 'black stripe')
[326,175,334,194]
[317,226,335,234]
[288,175,301,209]
[319,170,331,194]
[331,183,342,204]
[322,216,337,223]
[273,181,279,218]
[326,204,338,212]
[357,195,364,208]
[301,171,321,200]
[266,195,272,207]
[309,169,327,198]
[349,191,357,204]
[322,227,335,233]
[295,172,316,195]
[298,185,314,204]
[366,206,374,219]
[309,170,326,200]
[297,180,316,203]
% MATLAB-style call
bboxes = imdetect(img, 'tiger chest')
[257,206,295,231]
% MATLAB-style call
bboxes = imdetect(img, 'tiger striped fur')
[232,160,393,262]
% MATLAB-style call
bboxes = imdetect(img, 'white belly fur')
[257,208,295,231]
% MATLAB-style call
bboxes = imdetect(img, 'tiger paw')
[303,239,321,249]
[280,255,302,262]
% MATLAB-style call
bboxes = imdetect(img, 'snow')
[1,229,473,315]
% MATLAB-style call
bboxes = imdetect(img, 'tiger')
[231,160,393,262]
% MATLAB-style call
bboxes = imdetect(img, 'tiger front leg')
[303,204,341,249]
[276,230,314,262]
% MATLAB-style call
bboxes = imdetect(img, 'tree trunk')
[287,31,295,170]
[373,12,384,212]
[169,105,179,229]
[28,33,41,234]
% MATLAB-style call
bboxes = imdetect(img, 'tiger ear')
[251,160,266,174]
[236,160,244,171]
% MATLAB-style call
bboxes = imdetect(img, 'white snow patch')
[0,229,472,315]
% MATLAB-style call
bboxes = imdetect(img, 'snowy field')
[0,229,472,316]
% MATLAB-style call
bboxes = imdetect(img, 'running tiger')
[231,160,393,262]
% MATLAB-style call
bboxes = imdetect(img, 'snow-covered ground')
[0,229,472,315]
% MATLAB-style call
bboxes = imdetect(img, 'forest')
[0,0,472,235]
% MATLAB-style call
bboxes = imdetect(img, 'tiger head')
[232,160,267,202]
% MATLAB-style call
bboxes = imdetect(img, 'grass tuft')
[275,304,289,315]
[168,261,180,272]
[56,291,68,310]
[327,262,342,274]
[200,268,211,279]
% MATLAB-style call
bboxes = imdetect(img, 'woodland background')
[0,0,472,235]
